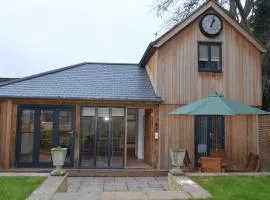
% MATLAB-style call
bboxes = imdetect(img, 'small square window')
[198,43,222,72]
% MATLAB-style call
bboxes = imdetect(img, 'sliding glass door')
[16,106,75,167]
[80,107,125,168]
[110,108,125,168]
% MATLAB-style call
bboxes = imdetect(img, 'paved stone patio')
[70,176,168,192]
[53,177,169,200]
[52,176,211,200]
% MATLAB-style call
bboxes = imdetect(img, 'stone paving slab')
[101,191,191,200]
[168,173,211,199]
[53,192,101,200]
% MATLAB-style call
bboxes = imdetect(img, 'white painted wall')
[136,109,145,159]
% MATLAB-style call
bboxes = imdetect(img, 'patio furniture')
[182,150,196,172]
[221,157,235,169]
[200,157,222,172]
[226,153,260,172]
[208,154,235,172]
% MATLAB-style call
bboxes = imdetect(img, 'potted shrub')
[169,148,185,176]
[50,146,68,176]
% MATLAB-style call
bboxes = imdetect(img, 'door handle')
[68,130,75,137]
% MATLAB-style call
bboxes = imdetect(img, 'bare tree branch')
[244,0,255,15]
[233,0,250,28]
[154,0,257,33]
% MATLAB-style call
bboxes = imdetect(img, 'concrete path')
[52,176,210,200]
[27,174,68,200]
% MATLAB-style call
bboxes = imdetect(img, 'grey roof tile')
[0,63,162,102]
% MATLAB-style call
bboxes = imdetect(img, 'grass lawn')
[0,176,47,200]
[190,176,270,200]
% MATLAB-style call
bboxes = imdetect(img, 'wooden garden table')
[209,156,235,171]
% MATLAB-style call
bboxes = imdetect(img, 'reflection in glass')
[211,45,221,70]
[80,107,125,168]
[111,108,124,167]
[96,108,110,167]
[39,110,53,162]
[20,110,35,162]
[199,45,208,61]
[59,111,72,162]
[80,107,95,168]
[80,116,95,168]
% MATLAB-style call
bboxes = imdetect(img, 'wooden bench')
[226,153,260,172]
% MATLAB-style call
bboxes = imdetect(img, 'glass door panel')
[80,107,125,168]
[16,106,75,167]
[110,108,124,168]
[96,108,110,168]
[19,110,35,163]
[80,107,96,168]
[195,116,225,167]
[209,116,225,153]
[59,110,73,163]
[39,110,54,162]
[80,116,95,168]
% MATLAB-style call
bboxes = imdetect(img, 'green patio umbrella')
[169,92,269,116]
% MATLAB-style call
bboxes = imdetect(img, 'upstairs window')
[198,43,222,72]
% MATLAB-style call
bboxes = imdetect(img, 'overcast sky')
[0,0,162,78]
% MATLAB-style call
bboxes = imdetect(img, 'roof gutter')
[139,42,157,67]
[0,95,163,103]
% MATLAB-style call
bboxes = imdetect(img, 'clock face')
[200,14,223,37]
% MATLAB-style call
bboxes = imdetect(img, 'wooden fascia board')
[155,2,212,47]
[210,3,266,53]
[155,1,266,53]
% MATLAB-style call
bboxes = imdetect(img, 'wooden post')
[2,100,12,169]
[124,107,127,168]
[10,104,17,166]
[153,106,160,169]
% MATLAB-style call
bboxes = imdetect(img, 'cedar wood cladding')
[146,9,263,106]
[145,5,264,168]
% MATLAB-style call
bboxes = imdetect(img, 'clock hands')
[210,16,216,28]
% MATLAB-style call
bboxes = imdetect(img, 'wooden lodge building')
[0,0,269,172]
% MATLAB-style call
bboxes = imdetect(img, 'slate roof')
[0,78,18,83]
[0,62,162,102]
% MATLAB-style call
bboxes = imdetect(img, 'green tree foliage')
[249,0,270,108]
[249,0,270,48]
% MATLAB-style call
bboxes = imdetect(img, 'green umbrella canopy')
[169,92,269,116]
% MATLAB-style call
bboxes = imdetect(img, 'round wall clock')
[199,13,223,37]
